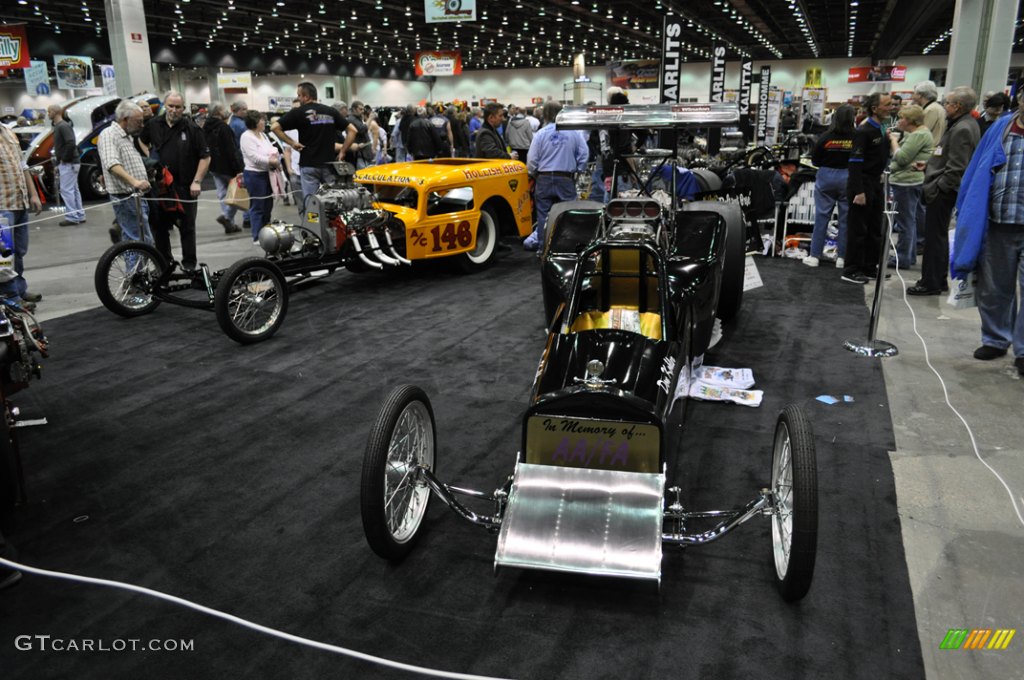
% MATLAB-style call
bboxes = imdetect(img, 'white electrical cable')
[885,215,1024,528]
[0,556,513,680]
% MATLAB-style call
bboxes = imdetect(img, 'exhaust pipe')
[350,233,383,269]
[367,232,401,266]
[383,230,412,265]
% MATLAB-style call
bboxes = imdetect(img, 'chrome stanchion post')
[843,171,899,358]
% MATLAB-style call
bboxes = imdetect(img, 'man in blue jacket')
[952,83,1024,375]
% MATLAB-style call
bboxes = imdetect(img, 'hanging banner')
[805,68,822,88]
[424,0,476,23]
[98,64,117,96]
[607,60,661,90]
[414,51,462,77]
[54,55,95,90]
[0,24,31,70]
[764,89,783,145]
[802,88,827,128]
[660,17,683,103]
[710,45,726,103]
[756,65,771,143]
[217,72,252,89]
[24,60,50,96]
[848,65,907,83]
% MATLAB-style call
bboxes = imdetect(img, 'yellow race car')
[354,158,534,272]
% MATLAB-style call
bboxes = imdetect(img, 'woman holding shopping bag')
[240,111,280,244]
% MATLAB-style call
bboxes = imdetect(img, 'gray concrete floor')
[18,196,1024,678]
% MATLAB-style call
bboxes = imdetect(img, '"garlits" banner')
[414,51,462,77]
[0,24,31,70]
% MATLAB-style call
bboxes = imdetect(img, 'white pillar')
[104,0,155,96]
[946,0,1018,97]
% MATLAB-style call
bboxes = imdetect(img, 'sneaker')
[841,272,870,284]
[973,345,1008,361]
[836,257,845,268]
[522,233,540,252]
[252,240,260,246]
[58,220,80,227]
[802,256,819,267]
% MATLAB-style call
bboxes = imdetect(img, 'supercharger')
[256,161,410,269]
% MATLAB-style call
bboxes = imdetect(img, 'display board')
[0,24,31,70]
[607,59,660,90]
[802,88,827,128]
[53,55,94,90]
[660,18,683,103]
[764,89,783,145]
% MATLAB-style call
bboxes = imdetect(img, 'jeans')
[57,162,85,222]
[810,167,849,258]
[890,183,922,267]
[533,175,578,243]
[212,173,240,226]
[151,189,198,270]
[588,163,605,203]
[976,222,1024,356]
[110,195,153,243]
[919,189,957,290]
[289,172,303,215]
[299,166,334,209]
[0,210,29,300]
[243,170,273,240]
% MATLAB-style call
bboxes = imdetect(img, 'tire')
[770,405,818,601]
[681,201,745,323]
[0,412,18,536]
[79,153,108,199]
[94,241,167,318]
[455,206,498,273]
[360,385,436,561]
[214,258,289,344]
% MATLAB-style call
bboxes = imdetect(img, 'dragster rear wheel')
[361,385,436,561]
[770,404,818,601]
[214,258,289,344]
[94,240,167,318]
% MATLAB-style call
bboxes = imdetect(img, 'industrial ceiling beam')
[871,0,955,60]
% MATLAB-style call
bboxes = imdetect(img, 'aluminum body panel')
[494,463,665,581]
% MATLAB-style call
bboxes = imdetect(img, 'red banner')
[0,25,31,70]
[848,65,907,83]
[414,51,462,77]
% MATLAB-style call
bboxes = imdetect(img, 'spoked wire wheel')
[94,241,167,317]
[361,385,436,560]
[214,258,289,344]
[770,404,818,601]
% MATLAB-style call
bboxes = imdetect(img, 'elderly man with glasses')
[908,86,981,296]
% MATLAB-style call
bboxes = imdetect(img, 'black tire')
[214,258,289,344]
[79,153,108,199]
[361,385,436,561]
[0,412,18,536]
[455,206,499,273]
[681,201,745,323]
[94,240,167,318]
[770,405,818,601]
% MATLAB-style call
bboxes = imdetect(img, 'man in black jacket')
[909,86,981,295]
[474,103,510,159]
[139,91,211,271]
[406,107,444,160]
[47,104,86,226]
[841,92,894,284]
[204,103,243,234]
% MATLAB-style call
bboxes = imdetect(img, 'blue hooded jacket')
[951,112,1016,278]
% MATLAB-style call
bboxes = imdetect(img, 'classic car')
[93,157,533,344]
[359,104,818,600]
[24,94,161,200]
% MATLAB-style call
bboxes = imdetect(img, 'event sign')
[756,66,771,143]
[217,72,252,89]
[414,51,462,76]
[424,0,476,23]
[98,64,117,96]
[53,55,95,90]
[710,45,726,103]
[660,18,683,103]
[607,60,660,90]
[24,60,49,95]
[0,25,31,70]
[848,65,906,83]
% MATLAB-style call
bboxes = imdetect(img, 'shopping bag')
[946,274,977,310]
[225,176,250,211]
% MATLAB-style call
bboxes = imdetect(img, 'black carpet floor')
[0,253,924,679]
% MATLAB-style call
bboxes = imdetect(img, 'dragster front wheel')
[770,404,818,601]
[360,385,436,561]
[94,240,167,318]
[214,258,288,344]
